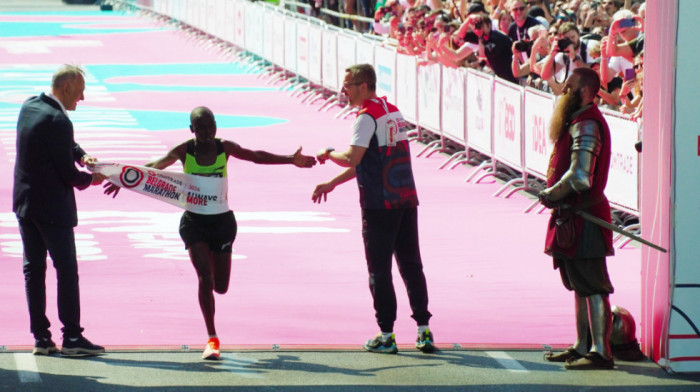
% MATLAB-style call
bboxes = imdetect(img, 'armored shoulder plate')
[570,119,602,155]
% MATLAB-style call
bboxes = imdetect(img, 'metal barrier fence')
[107,0,642,247]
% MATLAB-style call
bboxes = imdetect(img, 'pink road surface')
[0,12,641,350]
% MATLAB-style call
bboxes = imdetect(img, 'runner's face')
[191,114,217,142]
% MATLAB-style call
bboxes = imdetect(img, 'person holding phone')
[606,9,644,63]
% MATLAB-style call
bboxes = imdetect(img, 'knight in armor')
[538,67,616,370]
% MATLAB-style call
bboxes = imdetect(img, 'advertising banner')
[272,12,285,67]
[296,22,309,79]
[355,37,374,67]
[322,29,339,90]
[308,24,323,85]
[466,70,493,155]
[441,66,466,144]
[374,45,396,104]
[284,17,297,73]
[336,32,356,86]
[603,110,639,214]
[492,79,523,169]
[523,88,554,180]
[417,63,441,132]
[396,53,417,123]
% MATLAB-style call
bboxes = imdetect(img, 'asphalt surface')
[2,347,700,392]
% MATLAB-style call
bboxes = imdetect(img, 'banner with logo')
[93,162,229,215]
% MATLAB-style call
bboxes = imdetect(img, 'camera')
[514,40,534,53]
[557,37,573,52]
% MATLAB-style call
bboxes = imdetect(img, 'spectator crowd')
[300,0,646,118]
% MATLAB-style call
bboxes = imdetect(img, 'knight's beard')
[549,91,582,142]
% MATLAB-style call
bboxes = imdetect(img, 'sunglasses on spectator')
[343,82,364,88]
[512,6,526,12]
[633,64,643,70]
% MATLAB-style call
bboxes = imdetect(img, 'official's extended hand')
[91,172,108,186]
[312,182,335,203]
[81,154,97,167]
[292,146,317,168]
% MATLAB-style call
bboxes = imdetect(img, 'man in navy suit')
[13,65,108,356]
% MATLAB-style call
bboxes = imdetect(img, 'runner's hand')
[292,146,317,168]
[104,182,121,198]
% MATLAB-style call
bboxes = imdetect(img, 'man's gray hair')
[51,64,85,90]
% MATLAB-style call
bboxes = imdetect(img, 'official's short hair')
[51,65,85,90]
[345,64,376,91]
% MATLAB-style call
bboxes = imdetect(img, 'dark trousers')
[361,207,431,332]
[18,217,83,339]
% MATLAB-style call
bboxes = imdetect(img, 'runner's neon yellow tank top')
[183,139,227,177]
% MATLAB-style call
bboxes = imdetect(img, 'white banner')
[296,22,310,80]
[374,45,396,104]
[523,88,554,180]
[244,3,264,56]
[184,0,194,27]
[308,24,323,85]
[284,17,297,73]
[263,7,275,61]
[214,0,226,40]
[321,29,339,90]
[493,79,523,169]
[272,11,285,67]
[441,66,466,144]
[94,162,229,215]
[396,53,417,123]
[466,69,493,155]
[233,0,245,48]
[603,110,639,213]
[355,37,374,67]
[205,0,218,38]
[336,32,356,85]
[224,0,235,43]
[417,63,441,132]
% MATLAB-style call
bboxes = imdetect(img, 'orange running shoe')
[202,337,220,360]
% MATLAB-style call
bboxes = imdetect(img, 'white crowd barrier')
[121,0,641,217]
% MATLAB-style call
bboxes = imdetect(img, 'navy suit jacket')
[13,93,93,227]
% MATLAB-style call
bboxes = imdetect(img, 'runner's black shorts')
[179,210,237,253]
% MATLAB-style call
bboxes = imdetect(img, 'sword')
[561,204,668,253]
